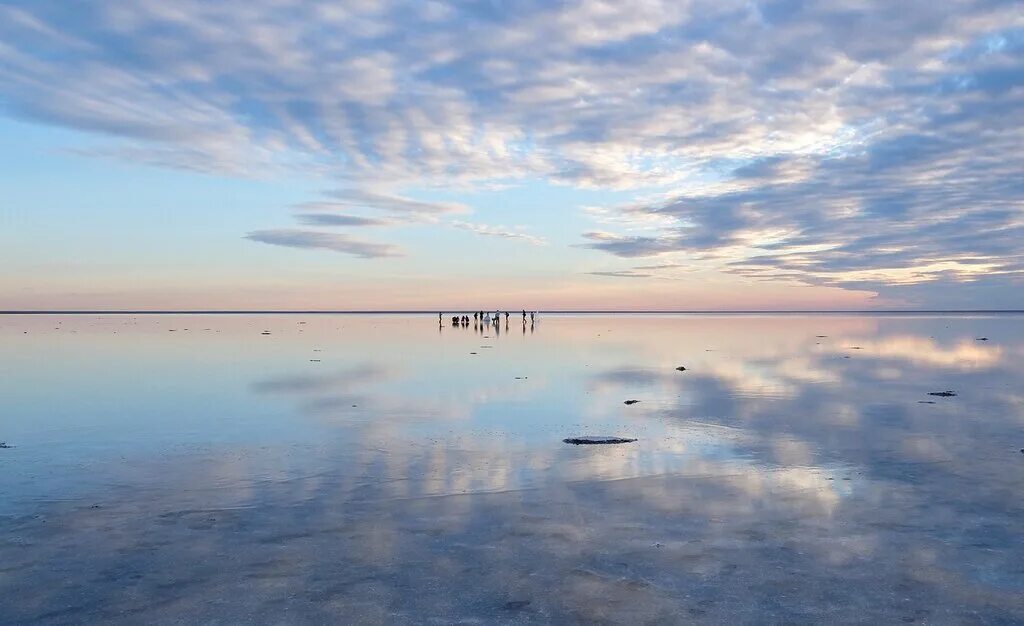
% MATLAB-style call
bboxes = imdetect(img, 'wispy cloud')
[451,221,547,245]
[586,270,653,279]
[318,190,468,218]
[577,232,681,258]
[294,214,391,227]
[244,229,402,259]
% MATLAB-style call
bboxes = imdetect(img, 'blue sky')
[1,0,1022,310]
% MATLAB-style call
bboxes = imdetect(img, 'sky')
[1,0,1022,311]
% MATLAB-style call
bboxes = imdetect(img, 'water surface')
[1,314,1022,623]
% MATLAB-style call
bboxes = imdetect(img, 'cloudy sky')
[1,0,1022,310]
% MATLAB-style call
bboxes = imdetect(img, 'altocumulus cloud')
[244,230,402,259]
[3,0,1017,188]
[1,0,1023,301]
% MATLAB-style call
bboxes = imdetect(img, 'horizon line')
[3,309,1024,315]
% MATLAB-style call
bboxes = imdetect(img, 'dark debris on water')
[928,390,957,397]
[563,436,637,445]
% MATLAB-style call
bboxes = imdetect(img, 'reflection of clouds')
[4,314,1024,622]
[823,335,1002,369]
[899,435,952,464]
[251,362,393,394]
[591,354,837,402]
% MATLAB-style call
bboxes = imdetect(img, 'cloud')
[572,19,1024,303]
[294,214,390,227]
[285,189,467,233]
[451,221,547,245]
[2,0,1019,190]
[2,0,1023,303]
[586,270,653,279]
[318,189,468,217]
[244,229,402,258]
[577,232,681,258]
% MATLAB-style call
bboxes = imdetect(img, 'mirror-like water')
[1,314,1022,623]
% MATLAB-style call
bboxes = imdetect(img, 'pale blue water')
[1,314,1022,623]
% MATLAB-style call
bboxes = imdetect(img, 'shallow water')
[1,313,1023,624]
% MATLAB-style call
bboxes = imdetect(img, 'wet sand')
[1,314,1023,623]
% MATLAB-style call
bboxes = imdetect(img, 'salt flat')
[1,314,1022,623]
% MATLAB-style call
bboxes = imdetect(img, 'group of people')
[440,310,538,325]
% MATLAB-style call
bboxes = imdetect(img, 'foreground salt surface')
[1,314,1023,623]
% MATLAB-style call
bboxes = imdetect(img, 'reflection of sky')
[1,314,1023,621]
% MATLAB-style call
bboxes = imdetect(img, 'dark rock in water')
[976,337,989,341]
[624,399,640,405]
[675,366,687,371]
[928,390,957,397]
[563,436,637,445]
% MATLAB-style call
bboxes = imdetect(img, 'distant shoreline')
[3,310,1024,315]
